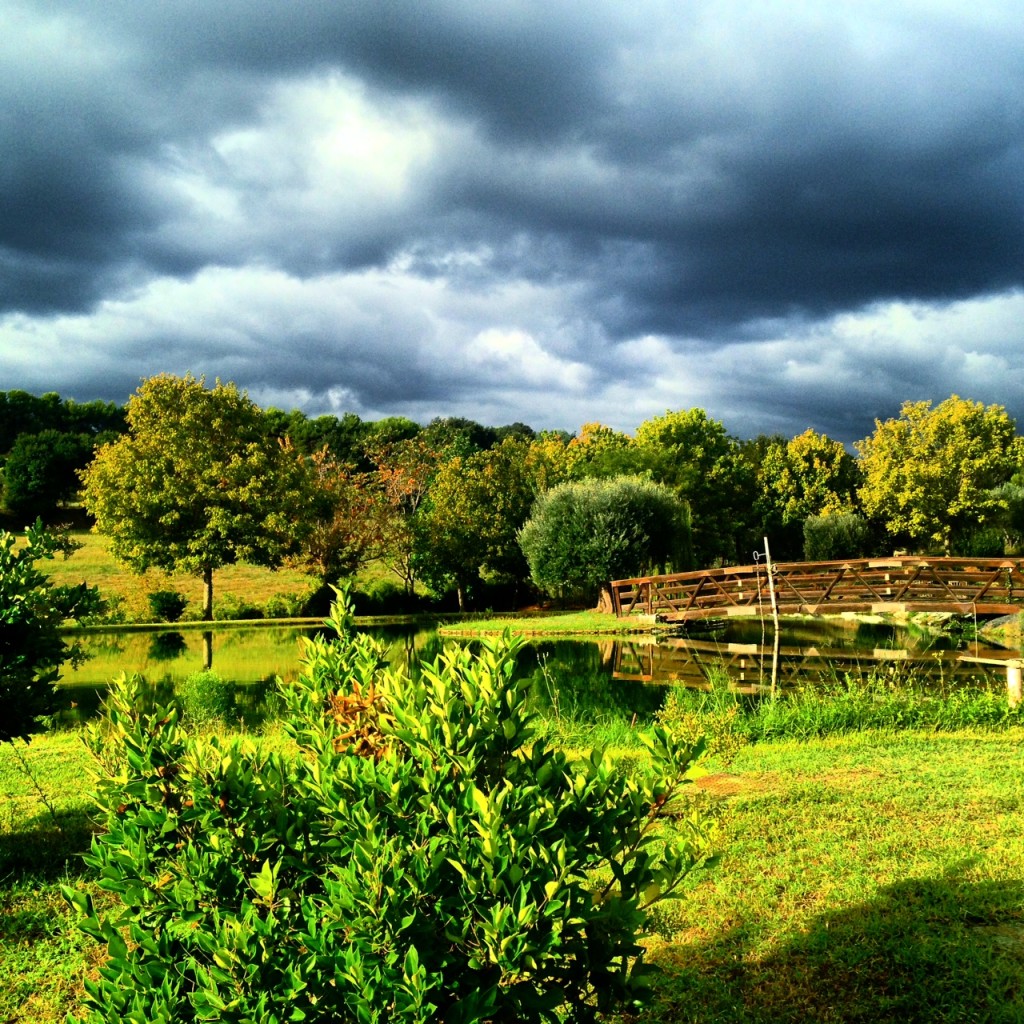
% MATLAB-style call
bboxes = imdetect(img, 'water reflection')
[612,636,1020,694]
[56,618,1023,729]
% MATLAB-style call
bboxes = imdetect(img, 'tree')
[634,408,754,565]
[563,422,641,480]
[2,429,95,521]
[802,512,871,561]
[0,522,101,743]
[415,438,544,609]
[0,390,63,452]
[291,447,386,584]
[81,374,307,620]
[760,429,862,526]
[518,476,691,607]
[855,396,1022,554]
[364,436,442,596]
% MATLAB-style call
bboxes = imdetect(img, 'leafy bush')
[802,511,870,561]
[263,592,305,619]
[148,589,188,622]
[0,521,101,744]
[351,578,428,615]
[176,670,233,728]
[212,595,264,620]
[519,476,691,606]
[68,596,714,1023]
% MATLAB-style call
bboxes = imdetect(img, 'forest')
[3,377,1023,614]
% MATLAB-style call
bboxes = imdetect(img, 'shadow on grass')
[647,868,1024,1024]
[0,806,95,879]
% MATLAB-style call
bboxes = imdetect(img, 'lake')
[56,616,1024,727]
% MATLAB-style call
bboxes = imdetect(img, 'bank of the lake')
[437,609,661,637]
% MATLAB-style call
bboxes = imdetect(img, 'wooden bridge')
[610,557,1024,622]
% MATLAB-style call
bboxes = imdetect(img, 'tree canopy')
[634,408,754,565]
[856,395,1022,554]
[518,475,691,606]
[760,428,862,526]
[81,374,307,619]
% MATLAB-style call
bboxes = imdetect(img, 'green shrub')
[67,596,714,1023]
[802,511,870,561]
[147,589,188,622]
[176,669,233,728]
[213,595,264,620]
[263,592,305,619]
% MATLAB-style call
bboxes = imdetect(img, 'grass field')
[2,720,1021,1023]
[41,530,324,622]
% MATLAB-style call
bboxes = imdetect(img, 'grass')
[3,716,1022,1022]
[40,530,320,622]
[659,671,1024,743]
[438,609,657,637]
[632,729,1024,1023]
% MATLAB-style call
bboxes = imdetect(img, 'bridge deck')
[611,557,1024,621]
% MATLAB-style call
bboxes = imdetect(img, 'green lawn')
[3,725,1021,1023]
[438,609,656,637]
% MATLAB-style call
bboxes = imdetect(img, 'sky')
[3,1,1024,445]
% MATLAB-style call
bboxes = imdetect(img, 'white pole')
[764,537,781,696]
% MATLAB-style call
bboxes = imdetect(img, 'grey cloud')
[5,1,1024,443]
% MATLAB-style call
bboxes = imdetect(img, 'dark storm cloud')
[5,1,1024,440]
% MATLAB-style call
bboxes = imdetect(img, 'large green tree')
[81,374,307,620]
[760,428,862,526]
[634,408,754,565]
[855,395,1022,554]
[415,437,543,608]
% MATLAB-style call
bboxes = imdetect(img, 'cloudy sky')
[3,1,1024,443]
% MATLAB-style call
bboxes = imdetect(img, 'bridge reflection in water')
[611,636,1023,705]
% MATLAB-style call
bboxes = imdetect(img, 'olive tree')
[81,374,307,620]
[518,475,691,607]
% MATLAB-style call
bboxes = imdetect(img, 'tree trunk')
[456,583,466,612]
[202,564,214,621]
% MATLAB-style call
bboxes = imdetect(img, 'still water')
[57,617,1022,727]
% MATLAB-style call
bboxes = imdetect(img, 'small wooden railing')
[610,557,1024,621]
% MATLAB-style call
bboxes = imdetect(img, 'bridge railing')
[610,557,1024,620]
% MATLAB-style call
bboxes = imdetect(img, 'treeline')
[7,381,1024,612]
[0,391,125,522]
